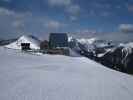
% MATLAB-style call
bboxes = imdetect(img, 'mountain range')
[1,35,133,74]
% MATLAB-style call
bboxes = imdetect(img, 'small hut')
[21,43,30,50]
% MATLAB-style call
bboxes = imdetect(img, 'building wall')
[49,33,68,48]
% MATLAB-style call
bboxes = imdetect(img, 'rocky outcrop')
[99,46,133,74]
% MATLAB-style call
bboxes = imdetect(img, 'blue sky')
[0,0,133,41]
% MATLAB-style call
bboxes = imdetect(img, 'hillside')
[0,38,17,46]
[5,35,40,50]
[99,42,133,74]
[0,47,133,100]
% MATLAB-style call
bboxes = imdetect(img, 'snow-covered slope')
[0,47,133,100]
[5,35,40,50]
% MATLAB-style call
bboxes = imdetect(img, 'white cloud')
[77,29,97,34]
[127,4,133,12]
[100,11,111,17]
[0,7,15,16]
[87,9,112,17]
[66,4,80,15]
[47,0,81,20]
[66,4,81,21]
[0,7,70,38]
[44,20,65,29]
[0,7,32,18]
[0,8,27,33]
[0,7,45,38]
[0,9,32,33]
[119,24,133,33]
[48,0,71,7]
[88,10,95,16]
[1,0,11,2]
[69,16,77,21]
[116,5,121,9]
[90,2,111,9]
[12,20,24,28]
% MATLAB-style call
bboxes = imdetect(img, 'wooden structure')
[40,40,49,50]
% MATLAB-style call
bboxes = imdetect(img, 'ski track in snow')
[0,47,133,100]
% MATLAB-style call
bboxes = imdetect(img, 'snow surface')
[0,47,133,100]
[5,35,40,50]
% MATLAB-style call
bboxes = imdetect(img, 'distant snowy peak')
[69,37,115,53]
[119,42,133,47]
[5,35,40,50]
[124,42,133,48]
[117,42,133,54]
[68,36,73,42]
[77,37,98,44]
[76,37,115,49]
